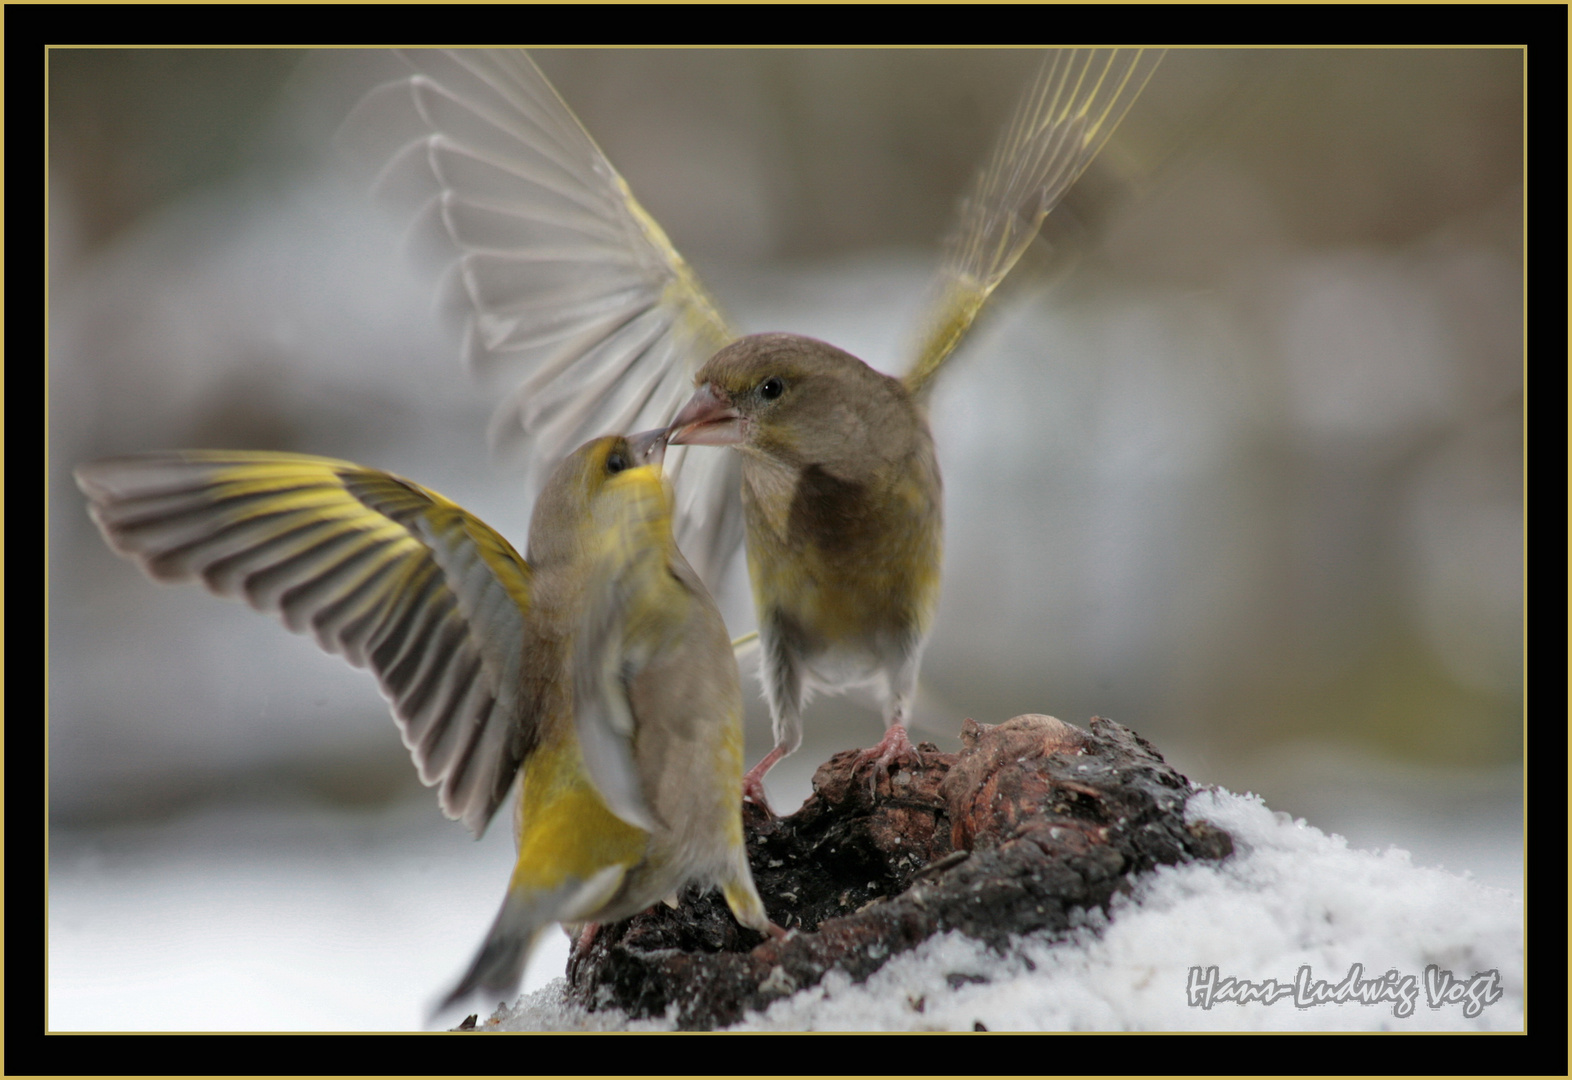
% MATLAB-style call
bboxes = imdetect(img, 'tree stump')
[565,714,1234,1030]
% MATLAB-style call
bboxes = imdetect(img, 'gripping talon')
[854,723,922,793]
[742,745,788,816]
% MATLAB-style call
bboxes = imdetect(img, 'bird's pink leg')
[742,745,787,814]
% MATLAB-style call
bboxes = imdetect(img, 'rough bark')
[565,714,1234,1030]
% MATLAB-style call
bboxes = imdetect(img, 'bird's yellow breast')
[510,716,647,895]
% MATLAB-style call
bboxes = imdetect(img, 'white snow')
[492,788,1522,1032]
[48,784,1521,1032]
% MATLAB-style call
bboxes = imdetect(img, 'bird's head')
[528,428,667,566]
[668,333,919,476]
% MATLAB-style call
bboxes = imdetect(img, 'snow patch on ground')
[495,788,1522,1032]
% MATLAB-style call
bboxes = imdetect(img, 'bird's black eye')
[606,450,629,474]
[759,376,784,401]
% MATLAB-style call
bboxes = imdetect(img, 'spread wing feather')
[904,49,1164,399]
[75,451,536,837]
[341,49,1159,597]
[341,49,745,595]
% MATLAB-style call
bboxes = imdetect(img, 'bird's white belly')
[799,644,891,698]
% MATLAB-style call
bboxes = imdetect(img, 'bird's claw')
[741,745,788,817]
[854,723,923,794]
[741,774,776,818]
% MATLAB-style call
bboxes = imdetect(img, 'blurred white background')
[48,49,1523,1030]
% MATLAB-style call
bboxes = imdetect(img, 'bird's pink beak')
[667,384,746,446]
[626,427,668,467]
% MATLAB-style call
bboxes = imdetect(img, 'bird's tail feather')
[434,861,632,1019]
[431,882,575,1018]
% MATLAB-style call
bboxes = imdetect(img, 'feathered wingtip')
[338,48,749,601]
[903,48,1165,401]
[74,450,537,842]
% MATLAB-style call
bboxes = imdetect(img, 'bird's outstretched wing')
[903,48,1164,400]
[340,49,745,593]
[75,451,536,837]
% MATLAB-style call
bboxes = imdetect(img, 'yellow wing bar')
[75,451,536,837]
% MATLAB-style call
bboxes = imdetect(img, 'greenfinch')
[75,430,770,1013]
[666,334,942,805]
[348,48,1162,807]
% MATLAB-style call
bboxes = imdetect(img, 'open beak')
[667,384,746,446]
[627,427,668,468]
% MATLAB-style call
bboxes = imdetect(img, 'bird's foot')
[854,723,923,794]
[741,772,776,817]
[741,746,787,817]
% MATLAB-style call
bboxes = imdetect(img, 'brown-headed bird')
[344,48,1163,809]
[666,334,942,804]
[76,431,771,1014]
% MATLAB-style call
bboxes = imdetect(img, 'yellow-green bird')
[346,48,1163,810]
[74,430,771,1012]
[666,334,942,805]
